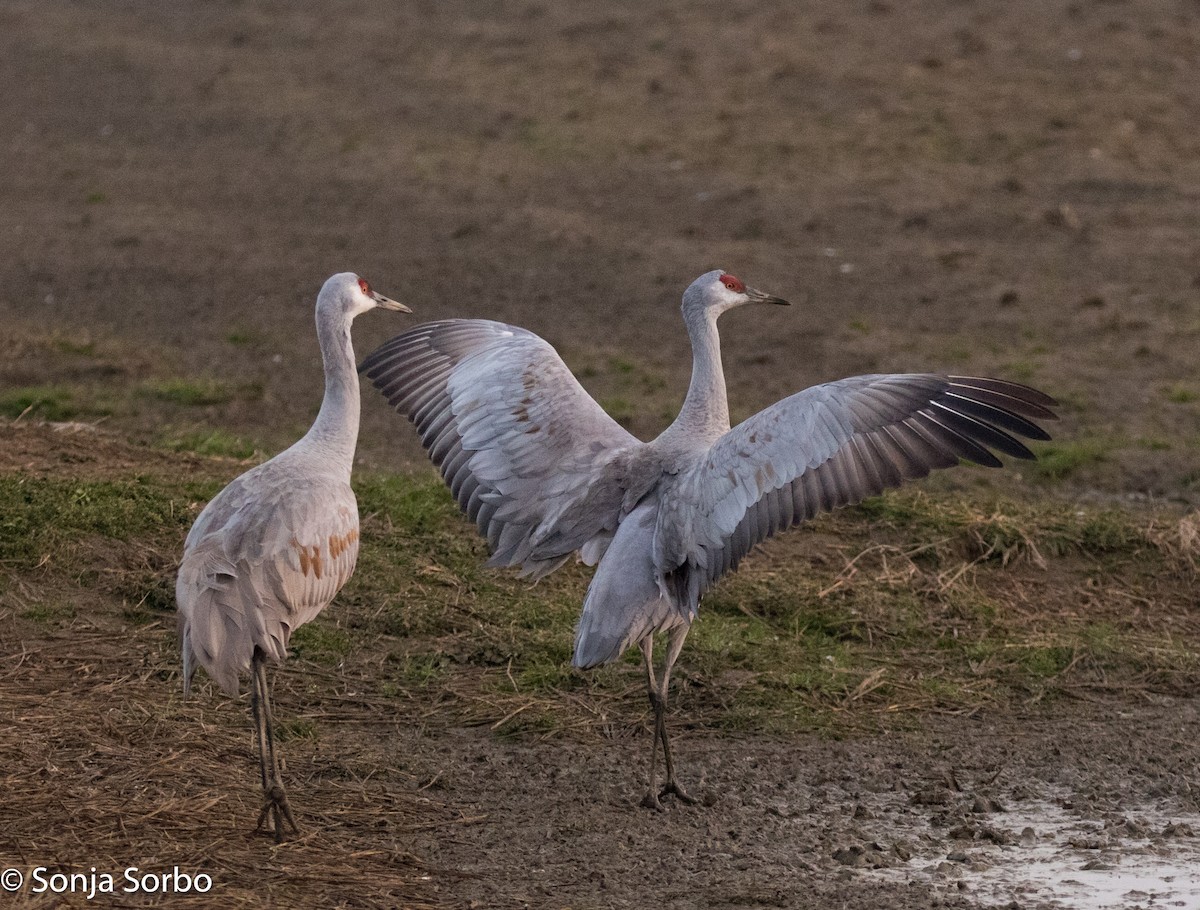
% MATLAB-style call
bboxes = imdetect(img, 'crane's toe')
[641,790,667,812]
[660,780,697,805]
[255,780,300,843]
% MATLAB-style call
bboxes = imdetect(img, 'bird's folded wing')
[655,374,1057,604]
[361,320,643,578]
[177,476,360,693]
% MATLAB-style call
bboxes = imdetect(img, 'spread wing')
[360,320,646,578]
[177,467,359,695]
[656,375,1057,605]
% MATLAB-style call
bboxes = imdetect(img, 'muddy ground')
[1,1,1199,908]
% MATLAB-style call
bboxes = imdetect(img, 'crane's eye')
[720,274,746,293]
[358,278,371,296]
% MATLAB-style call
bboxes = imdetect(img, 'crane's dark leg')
[638,627,697,810]
[250,659,271,794]
[656,625,696,805]
[639,637,665,810]
[251,651,299,842]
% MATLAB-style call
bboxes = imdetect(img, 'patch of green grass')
[276,718,319,741]
[53,339,97,356]
[20,601,76,623]
[852,492,934,529]
[1031,440,1107,480]
[1166,385,1197,404]
[159,429,259,459]
[599,396,634,426]
[1074,511,1143,556]
[112,567,177,616]
[0,475,186,564]
[512,659,576,692]
[1013,644,1075,678]
[1136,437,1172,451]
[1003,359,1037,382]
[386,652,452,687]
[225,329,261,346]
[290,623,353,663]
[355,474,465,535]
[937,343,972,364]
[139,379,260,407]
[0,386,79,421]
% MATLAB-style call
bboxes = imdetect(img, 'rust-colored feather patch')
[291,536,331,578]
[328,527,359,559]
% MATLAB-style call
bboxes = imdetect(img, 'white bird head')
[682,269,789,318]
[318,272,412,321]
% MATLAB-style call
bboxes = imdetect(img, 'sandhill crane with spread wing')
[360,270,1056,809]
[177,272,410,839]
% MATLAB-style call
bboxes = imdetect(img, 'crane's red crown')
[719,274,746,293]
[358,278,372,296]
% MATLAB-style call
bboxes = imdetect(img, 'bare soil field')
[1,2,1199,908]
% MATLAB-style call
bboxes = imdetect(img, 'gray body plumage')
[360,269,1055,805]
[177,454,360,695]
[178,272,406,696]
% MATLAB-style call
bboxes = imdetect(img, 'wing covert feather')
[177,470,359,695]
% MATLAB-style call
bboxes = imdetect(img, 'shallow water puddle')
[875,795,1200,908]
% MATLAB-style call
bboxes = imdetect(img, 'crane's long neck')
[303,309,360,478]
[664,306,730,445]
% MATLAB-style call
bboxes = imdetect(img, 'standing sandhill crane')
[360,270,1056,810]
[177,272,410,840]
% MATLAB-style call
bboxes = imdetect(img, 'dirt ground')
[2,1,1199,908]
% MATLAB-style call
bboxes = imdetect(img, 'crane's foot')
[255,780,300,843]
[640,780,697,810]
[641,790,667,812]
[659,779,697,805]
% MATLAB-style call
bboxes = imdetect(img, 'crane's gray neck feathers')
[302,309,360,477]
[660,306,730,448]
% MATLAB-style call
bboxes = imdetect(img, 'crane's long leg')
[656,624,696,805]
[639,626,697,810]
[251,650,299,842]
[639,637,664,810]
[250,658,270,794]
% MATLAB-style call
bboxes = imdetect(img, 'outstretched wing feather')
[657,374,1056,601]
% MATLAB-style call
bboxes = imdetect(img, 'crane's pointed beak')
[746,287,790,306]
[371,291,412,314]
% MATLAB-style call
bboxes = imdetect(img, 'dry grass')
[0,622,457,908]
